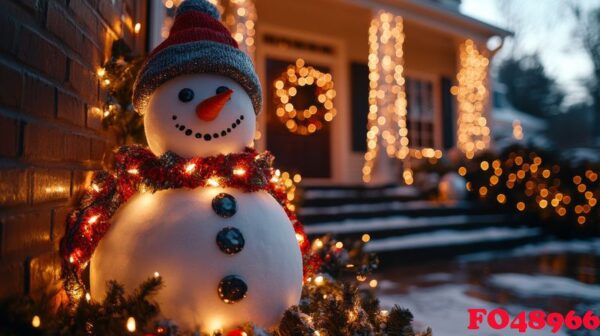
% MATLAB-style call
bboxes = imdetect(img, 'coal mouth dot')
[174,115,245,141]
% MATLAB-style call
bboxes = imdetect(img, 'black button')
[216,227,245,255]
[211,193,236,218]
[218,275,247,304]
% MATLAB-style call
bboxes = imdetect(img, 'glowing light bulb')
[126,317,136,332]
[127,168,139,175]
[88,215,100,224]
[154,271,160,278]
[134,22,141,34]
[32,315,41,328]
[91,183,100,192]
[207,177,220,187]
[361,233,371,243]
[233,167,246,176]
[295,233,304,243]
[185,163,196,174]
[96,68,106,78]
[335,242,343,249]
[314,275,324,285]
[369,279,378,288]
[85,292,91,302]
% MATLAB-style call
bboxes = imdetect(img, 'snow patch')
[489,273,600,300]
[364,227,541,252]
[304,214,507,235]
[299,200,471,216]
[303,186,420,199]
[380,284,569,336]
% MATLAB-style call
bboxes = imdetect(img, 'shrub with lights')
[459,144,600,236]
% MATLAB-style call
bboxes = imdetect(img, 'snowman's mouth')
[172,114,245,141]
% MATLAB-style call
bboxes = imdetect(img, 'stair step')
[299,200,499,224]
[305,214,515,239]
[365,226,544,265]
[302,186,420,207]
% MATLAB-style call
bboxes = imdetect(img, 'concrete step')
[364,226,545,266]
[299,200,500,224]
[305,214,517,240]
[301,185,421,207]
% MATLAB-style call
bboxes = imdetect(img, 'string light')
[126,316,136,333]
[212,0,257,59]
[361,233,371,243]
[273,58,336,135]
[134,22,141,34]
[207,177,220,187]
[512,120,524,140]
[363,11,408,182]
[233,167,246,176]
[127,168,139,175]
[85,292,92,302]
[452,39,490,159]
[32,315,41,328]
[185,163,197,174]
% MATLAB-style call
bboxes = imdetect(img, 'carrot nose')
[195,89,234,121]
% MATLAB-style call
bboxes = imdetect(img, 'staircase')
[298,184,544,265]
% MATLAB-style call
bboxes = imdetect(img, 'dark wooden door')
[265,58,331,178]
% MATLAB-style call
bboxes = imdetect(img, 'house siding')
[0,0,146,300]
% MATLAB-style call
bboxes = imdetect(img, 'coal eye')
[178,88,194,102]
[216,86,230,95]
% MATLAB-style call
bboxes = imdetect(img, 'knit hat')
[132,0,262,115]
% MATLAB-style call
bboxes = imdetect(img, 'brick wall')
[0,0,147,300]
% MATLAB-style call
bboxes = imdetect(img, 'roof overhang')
[343,0,513,44]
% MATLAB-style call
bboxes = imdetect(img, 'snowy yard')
[376,239,600,336]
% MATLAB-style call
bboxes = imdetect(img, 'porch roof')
[346,0,513,43]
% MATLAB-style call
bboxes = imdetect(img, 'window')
[406,77,435,148]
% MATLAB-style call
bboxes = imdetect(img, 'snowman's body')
[91,187,303,331]
[91,65,304,331]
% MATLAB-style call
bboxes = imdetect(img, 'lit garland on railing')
[452,39,491,159]
[363,11,409,183]
[273,59,337,136]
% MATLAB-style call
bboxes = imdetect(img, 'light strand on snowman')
[60,145,315,304]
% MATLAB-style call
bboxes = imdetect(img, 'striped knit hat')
[133,0,262,115]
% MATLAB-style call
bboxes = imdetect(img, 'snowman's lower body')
[91,188,303,332]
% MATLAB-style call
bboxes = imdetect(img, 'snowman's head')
[132,0,262,158]
[144,74,256,158]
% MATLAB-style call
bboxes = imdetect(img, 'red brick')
[57,90,85,126]
[1,210,52,260]
[98,0,121,33]
[86,104,104,130]
[0,115,19,158]
[0,62,22,109]
[29,251,62,298]
[69,60,98,103]
[0,13,16,53]
[22,75,55,119]
[51,206,73,244]
[0,262,24,297]
[64,133,90,161]
[17,27,67,81]
[23,123,65,162]
[32,169,71,203]
[90,138,109,161]
[47,1,84,55]
[69,0,99,37]
[0,169,29,206]
[72,170,95,197]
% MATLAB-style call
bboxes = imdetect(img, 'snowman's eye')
[178,88,194,102]
[216,86,230,95]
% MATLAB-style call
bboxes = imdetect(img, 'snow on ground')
[489,273,600,300]
[458,238,600,262]
[303,186,420,199]
[380,284,570,336]
[299,200,470,216]
[304,214,506,235]
[364,227,541,252]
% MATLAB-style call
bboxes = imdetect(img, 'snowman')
[89,0,303,332]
